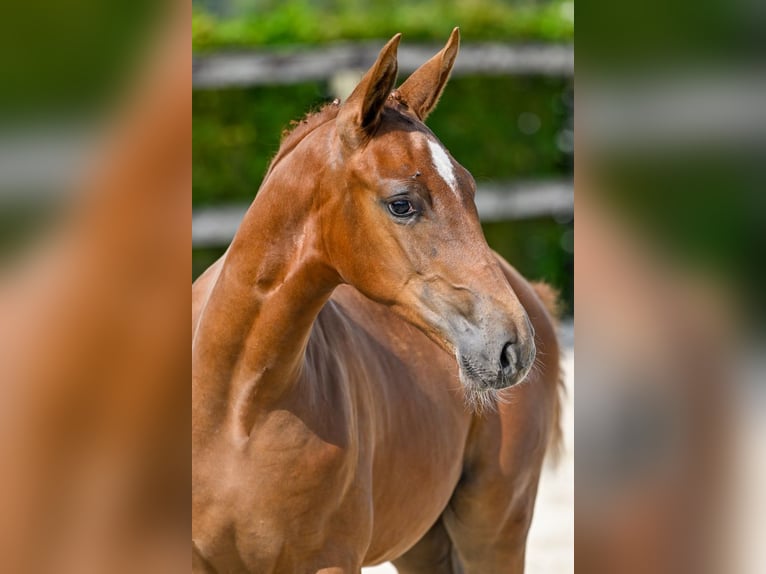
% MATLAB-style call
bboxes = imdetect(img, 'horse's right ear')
[397,27,459,121]
[337,34,401,149]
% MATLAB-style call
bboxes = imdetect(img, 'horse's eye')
[388,199,415,217]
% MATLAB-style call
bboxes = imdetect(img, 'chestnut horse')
[192,29,562,573]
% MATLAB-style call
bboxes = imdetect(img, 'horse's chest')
[195,409,372,571]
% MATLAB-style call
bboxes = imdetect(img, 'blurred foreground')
[576,0,766,571]
[0,1,190,572]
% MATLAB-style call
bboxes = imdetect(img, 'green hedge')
[193,0,574,51]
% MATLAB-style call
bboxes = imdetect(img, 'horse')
[192,29,563,573]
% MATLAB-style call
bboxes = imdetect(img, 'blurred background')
[0,2,189,572]
[0,0,165,264]
[577,0,765,572]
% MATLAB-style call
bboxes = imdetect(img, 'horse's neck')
[192,170,339,439]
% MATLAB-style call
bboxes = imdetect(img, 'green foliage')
[193,82,326,205]
[193,247,227,280]
[2,0,158,120]
[428,76,573,182]
[483,218,573,313]
[192,0,574,51]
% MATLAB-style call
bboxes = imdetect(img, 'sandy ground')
[363,325,574,573]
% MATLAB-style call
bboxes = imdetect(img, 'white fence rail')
[193,43,573,89]
[192,179,573,247]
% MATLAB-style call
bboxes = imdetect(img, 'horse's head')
[321,30,535,403]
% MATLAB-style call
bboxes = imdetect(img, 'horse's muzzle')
[459,339,535,390]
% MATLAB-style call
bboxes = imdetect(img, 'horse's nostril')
[500,341,515,373]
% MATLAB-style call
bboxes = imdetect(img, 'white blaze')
[427,139,458,195]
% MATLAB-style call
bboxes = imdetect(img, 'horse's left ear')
[397,27,460,121]
[337,33,401,149]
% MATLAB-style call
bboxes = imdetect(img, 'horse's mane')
[265,101,341,177]
[265,93,411,178]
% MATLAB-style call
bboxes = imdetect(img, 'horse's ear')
[397,27,460,121]
[337,34,401,148]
